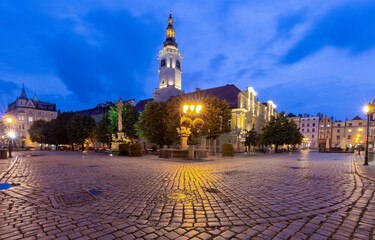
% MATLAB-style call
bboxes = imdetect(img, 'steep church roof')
[19,85,27,99]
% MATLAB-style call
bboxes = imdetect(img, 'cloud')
[43,10,160,105]
[208,54,228,72]
[282,1,375,64]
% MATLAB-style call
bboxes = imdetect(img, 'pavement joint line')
[352,155,375,182]
[0,155,20,181]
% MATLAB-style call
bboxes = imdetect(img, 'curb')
[0,156,20,181]
[352,155,375,182]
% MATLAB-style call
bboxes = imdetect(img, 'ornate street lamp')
[4,116,15,158]
[178,103,203,151]
[364,103,373,165]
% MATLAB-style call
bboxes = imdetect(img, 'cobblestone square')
[1,151,374,239]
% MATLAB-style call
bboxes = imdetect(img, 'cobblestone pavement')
[1,150,374,240]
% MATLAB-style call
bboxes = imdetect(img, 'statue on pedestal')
[117,97,125,141]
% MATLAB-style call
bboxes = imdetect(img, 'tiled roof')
[134,98,153,112]
[174,84,241,109]
[287,113,297,117]
[352,116,362,120]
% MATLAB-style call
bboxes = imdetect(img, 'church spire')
[20,83,27,99]
[164,11,178,48]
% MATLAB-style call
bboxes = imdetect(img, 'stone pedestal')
[111,141,125,151]
[188,145,195,160]
[117,132,125,141]
[181,136,188,150]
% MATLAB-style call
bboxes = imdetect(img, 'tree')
[245,124,259,154]
[201,97,231,156]
[261,111,302,152]
[29,120,47,149]
[108,103,139,140]
[93,114,112,147]
[54,111,76,149]
[286,121,304,150]
[67,114,95,151]
[135,101,173,147]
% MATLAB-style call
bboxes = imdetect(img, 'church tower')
[153,12,184,102]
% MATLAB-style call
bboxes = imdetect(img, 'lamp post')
[4,116,14,158]
[178,104,203,150]
[364,104,373,165]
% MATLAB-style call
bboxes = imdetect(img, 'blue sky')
[0,0,374,120]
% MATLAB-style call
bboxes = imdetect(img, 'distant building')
[76,100,137,122]
[5,86,56,148]
[318,115,333,149]
[331,116,367,148]
[299,116,319,149]
[286,113,300,127]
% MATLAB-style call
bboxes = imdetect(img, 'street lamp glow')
[359,128,364,132]
[5,116,13,124]
[364,105,370,113]
[196,105,202,114]
[190,105,195,112]
[7,131,16,139]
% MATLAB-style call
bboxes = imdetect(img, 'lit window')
[348,129,352,132]
[28,117,33,122]
[327,124,330,127]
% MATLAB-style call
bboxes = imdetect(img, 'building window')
[50,113,54,117]
[29,110,33,114]
[22,124,25,130]
[348,135,351,139]
[337,129,340,133]
[338,124,341,127]
[28,117,33,122]
[307,129,310,132]
[45,112,48,116]
[349,123,352,126]
[176,60,181,69]
[312,129,315,132]
[215,139,220,146]
[302,124,305,127]
[313,123,315,127]
[38,112,41,115]
[170,57,173,68]
[227,140,232,144]
[206,139,210,146]
[228,120,232,127]
[327,124,330,127]
[348,129,352,132]
[160,59,166,67]
[337,136,340,140]
[307,124,310,127]
[302,129,304,132]
[312,134,315,139]
[359,123,362,126]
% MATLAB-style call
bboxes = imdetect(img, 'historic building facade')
[318,115,333,149]
[331,116,367,148]
[5,86,56,148]
[299,116,319,149]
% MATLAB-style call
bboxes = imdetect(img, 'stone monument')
[117,97,125,141]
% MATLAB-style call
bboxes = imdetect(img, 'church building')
[135,12,278,152]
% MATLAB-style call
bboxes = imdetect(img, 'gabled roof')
[352,116,362,120]
[287,113,297,117]
[134,98,153,112]
[176,84,241,109]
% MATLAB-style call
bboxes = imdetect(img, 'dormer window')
[160,59,166,68]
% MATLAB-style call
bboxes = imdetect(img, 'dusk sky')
[0,0,374,121]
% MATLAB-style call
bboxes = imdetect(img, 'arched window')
[170,57,173,68]
[160,59,166,68]
[176,60,181,69]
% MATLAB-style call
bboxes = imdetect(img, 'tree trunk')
[210,138,215,156]
[40,144,43,150]
[71,143,74,151]
[275,145,278,153]
[82,143,85,151]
